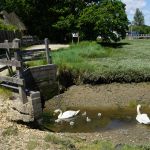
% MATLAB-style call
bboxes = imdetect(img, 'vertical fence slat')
[45,38,52,64]
[14,39,27,104]
[4,40,13,76]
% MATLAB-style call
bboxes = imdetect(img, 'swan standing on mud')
[54,109,80,119]
[136,104,150,124]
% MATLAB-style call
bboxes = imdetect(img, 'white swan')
[82,111,87,116]
[69,121,75,126]
[54,109,80,119]
[86,116,91,122]
[136,104,150,124]
[98,113,102,117]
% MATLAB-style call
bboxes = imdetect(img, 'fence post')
[4,40,13,76]
[44,38,52,64]
[13,39,27,104]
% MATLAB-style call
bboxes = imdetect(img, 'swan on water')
[136,104,150,124]
[69,121,75,126]
[86,116,91,122]
[54,109,80,119]
[98,113,102,117]
[82,111,87,116]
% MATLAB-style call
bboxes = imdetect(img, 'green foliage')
[78,0,128,42]
[0,19,18,31]
[134,8,145,26]
[132,25,150,34]
[2,126,18,137]
[1,0,128,43]
[0,87,12,99]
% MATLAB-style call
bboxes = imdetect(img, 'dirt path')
[26,44,69,51]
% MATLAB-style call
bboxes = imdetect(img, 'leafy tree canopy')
[78,0,128,42]
[133,8,145,26]
[0,0,128,43]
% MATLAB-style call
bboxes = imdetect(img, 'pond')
[41,107,150,133]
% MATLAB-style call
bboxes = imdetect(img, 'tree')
[0,0,128,43]
[133,8,145,26]
[78,0,128,42]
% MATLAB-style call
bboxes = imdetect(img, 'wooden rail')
[0,38,52,104]
[129,34,150,39]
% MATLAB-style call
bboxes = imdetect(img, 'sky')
[121,0,150,25]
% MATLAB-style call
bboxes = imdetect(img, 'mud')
[44,82,150,145]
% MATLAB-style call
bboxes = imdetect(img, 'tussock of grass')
[44,134,75,149]
[26,140,37,150]
[0,87,12,99]
[2,126,18,137]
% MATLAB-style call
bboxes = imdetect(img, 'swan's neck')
[137,106,141,115]
[58,110,63,118]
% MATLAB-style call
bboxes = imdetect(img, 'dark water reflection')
[42,107,150,133]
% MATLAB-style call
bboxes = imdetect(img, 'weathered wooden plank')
[0,83,19,90]
[45,38,51,64]
[0,76,24,85]
[21,49,46,54]
[23,56,46,62]
[0,59,21,67]
[0,66,7,72]
[0,42,19,49]
[29,64,57,70]
[14,50,28,104]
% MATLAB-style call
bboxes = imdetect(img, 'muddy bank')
[45,82,150,111]
[43,82,150,146]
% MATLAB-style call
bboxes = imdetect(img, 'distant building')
[0,10,27,34]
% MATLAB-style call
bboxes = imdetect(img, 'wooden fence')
[0,38,51,104]
[128,34,150,39]
[0,30,22,43]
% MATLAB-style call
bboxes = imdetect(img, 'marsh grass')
[27,39,150,84]
[44,134,74,149]
[26,140,37,150]
[78,140,149,150]
[0,87,12,99]
[2,126,18,137]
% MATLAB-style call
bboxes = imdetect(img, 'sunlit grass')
[0,87,12,99]
[52,39,150,83]
[27,39,150,83]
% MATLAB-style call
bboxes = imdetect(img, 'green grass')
[2,126,18,137]
[0,87,12,99]
[27,39,150,84]
[26,140,38,150]
[78,140,150,150]
[44,134,74,149]
[51,40,150,84]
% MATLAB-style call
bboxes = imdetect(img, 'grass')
[52,39,150,84]
[78,140,150,150]
[0,87,12,99]
[27,39,150,84]
[44,134,74,149]
[26,140,38,150]
[2,126,18,137]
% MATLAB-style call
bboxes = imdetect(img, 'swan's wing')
[141,114,150,124]
[61,111,78,119]
[136,114,150,124]
[136,115,143,123]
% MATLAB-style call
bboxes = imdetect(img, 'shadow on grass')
[99,42,130,48]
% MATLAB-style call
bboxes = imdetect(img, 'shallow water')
[42,107,150,133]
